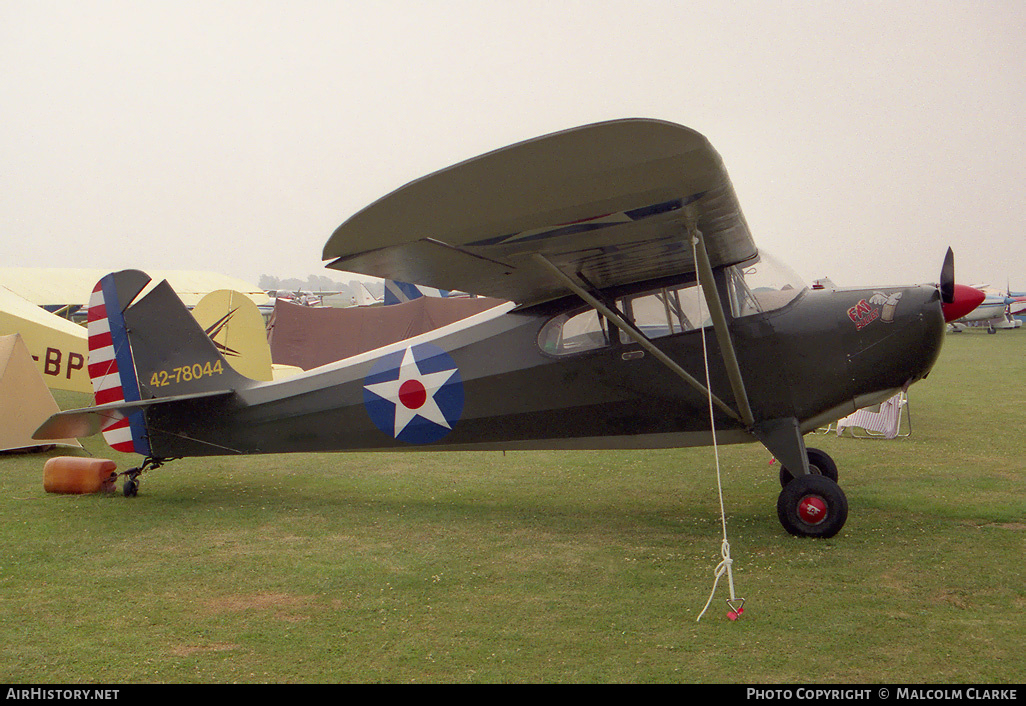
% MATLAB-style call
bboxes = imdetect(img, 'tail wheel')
[777,474,848,538]
[122,467,141,497]
[123,478,139,497]
[779,447,838,487]
[117,457,165,498]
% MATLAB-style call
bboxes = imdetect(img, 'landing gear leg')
[118,457,167,498]
[755,418,849,538]
[779,447,839,487]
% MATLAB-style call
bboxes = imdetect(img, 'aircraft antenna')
[690,227,746,623]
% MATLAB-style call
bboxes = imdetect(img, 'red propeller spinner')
[941,284,986,323]
[937,250,985,323]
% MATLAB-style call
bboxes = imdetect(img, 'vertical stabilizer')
[85,270,251,456]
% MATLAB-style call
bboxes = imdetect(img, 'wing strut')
[687,218,756,428]
[531,253,742,424]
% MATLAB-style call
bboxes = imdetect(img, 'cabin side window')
[624,287,709,339]
[538,282,711,355]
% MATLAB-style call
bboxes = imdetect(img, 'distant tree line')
[259,274,347,292]
[258,274,385,303]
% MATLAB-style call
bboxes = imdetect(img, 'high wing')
[323,119,757,306]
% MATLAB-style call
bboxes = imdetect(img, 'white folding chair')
[836,391,911,439]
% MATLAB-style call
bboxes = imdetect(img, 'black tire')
[779,447,839,487]
[123,479,139,497]
[776,474,848,538]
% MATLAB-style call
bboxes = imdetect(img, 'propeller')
[937,248,986,323]
[940,247,955,304]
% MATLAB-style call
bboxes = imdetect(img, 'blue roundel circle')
[362,343,464,444]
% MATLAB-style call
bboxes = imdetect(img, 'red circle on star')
[398,379,427,409]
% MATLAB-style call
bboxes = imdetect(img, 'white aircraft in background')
[1010,299,1026,324]
[382,279,472,305]
[949,285,1022,333]
[353,282,384,306]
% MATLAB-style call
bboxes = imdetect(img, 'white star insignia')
[363,347,458,438]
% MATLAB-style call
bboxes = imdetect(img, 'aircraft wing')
[323,119,757,306]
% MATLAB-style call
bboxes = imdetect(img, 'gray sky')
[3,1,1024,291]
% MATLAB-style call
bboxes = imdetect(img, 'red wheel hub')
[798,495,828,525]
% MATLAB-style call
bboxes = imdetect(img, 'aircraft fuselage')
[143,279,945,459]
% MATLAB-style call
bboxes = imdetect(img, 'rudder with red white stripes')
[87,271,153,455]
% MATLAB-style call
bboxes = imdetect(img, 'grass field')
[1,328,1023,683]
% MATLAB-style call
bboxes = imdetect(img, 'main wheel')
[776,474,848,538]
[779,447,838,487]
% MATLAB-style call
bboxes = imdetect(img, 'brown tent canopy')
[267,297,506,371]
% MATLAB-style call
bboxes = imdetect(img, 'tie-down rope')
[690,234,744,623]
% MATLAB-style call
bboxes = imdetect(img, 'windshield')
[728,251,807,317]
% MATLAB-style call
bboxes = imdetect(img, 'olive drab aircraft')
[34,119,981,536]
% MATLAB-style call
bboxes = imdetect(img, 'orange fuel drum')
[43,457,117,494]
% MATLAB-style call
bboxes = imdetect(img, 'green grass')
[1,328,1023,683]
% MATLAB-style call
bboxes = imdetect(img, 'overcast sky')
[3,1,1024,291]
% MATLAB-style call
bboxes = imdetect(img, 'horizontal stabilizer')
[33,389,236,441]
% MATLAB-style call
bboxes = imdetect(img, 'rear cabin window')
[538,309,611,355]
